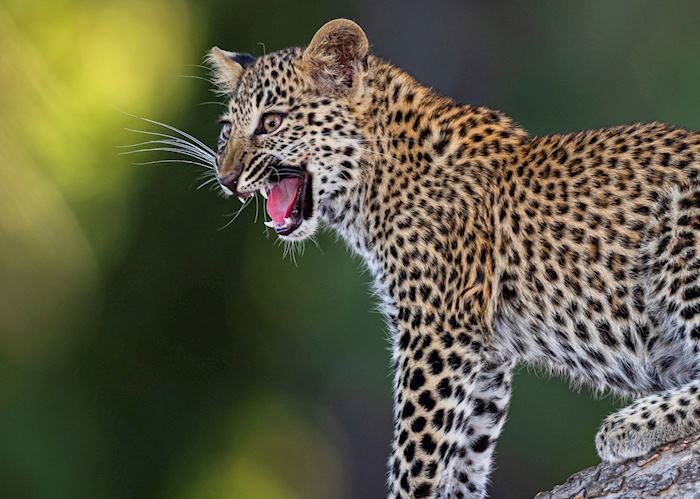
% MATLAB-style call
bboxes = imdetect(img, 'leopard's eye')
[255,112,284,135]
[218,121,232,152]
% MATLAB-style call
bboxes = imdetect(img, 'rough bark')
[535,433,700,498]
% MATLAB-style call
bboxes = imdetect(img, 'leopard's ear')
[302,19,369,96]
[206,47,256,93]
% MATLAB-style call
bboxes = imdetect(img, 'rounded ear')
[302,19,369,96]
[205,47,256,94]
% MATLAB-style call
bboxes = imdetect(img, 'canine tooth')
[237,196,246,203]
[264,220,275,228]
[284,217,293,226]
[261,188,269,199]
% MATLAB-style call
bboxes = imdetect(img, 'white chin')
[277,217,318,242]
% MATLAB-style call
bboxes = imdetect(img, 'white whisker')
[119,147,216,165]
[185,63,212,71]
[120,111,214,155]
[219,198,253,230]
[119,136,215,155]
[253,193,260,223]
[124,127,215,155]
[133,159,215,170]
[119,138,215,162]
[308,234,324,255]
[199,101,228,108]
[196,176,219,190]
[177,74,215,84]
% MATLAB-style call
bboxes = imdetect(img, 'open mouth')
[262,168,312,236]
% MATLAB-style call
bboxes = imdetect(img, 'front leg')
[387,326,514,499]
[439,358,514,498]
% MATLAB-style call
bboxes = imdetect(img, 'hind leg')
[596,380,700,462]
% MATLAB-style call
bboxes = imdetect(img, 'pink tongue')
[267,177,302,223]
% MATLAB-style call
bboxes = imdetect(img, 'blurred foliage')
[0,1,699,498]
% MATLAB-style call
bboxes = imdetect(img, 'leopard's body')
[205,19,700,498]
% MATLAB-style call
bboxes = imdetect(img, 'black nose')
[218,162,244,193]
[219,172,239,192]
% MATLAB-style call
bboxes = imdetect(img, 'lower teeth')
[263,217,295,231]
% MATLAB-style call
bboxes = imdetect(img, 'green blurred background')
[1,1,699,498]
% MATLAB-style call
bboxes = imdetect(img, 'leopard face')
[208,20,369,241]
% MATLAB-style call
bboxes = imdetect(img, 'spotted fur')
[206,19,700,498]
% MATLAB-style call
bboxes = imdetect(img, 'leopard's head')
[207,19,369,241]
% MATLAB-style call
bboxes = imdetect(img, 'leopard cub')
[204,18,700,498]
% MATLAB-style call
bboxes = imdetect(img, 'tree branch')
[535,433,700,498]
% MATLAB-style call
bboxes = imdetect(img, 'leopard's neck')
[319,57,528,310]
